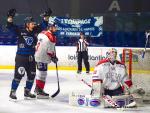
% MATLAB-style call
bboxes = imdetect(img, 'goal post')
[122,48,150,103]
[122,49,132,79]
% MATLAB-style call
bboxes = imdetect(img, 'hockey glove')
[41,8,52,17]
[51,56,58,63]
[7,8,16,17]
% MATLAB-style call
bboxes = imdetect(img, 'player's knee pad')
[36,70,47,82]
[15,66,26,79]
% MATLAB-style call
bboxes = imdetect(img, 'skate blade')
[37,95,50,99]
[9,98,17,102]
[24,97,36,100]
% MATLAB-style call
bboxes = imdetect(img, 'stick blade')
[51,88,60,98]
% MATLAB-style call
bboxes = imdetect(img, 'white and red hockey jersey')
[35,30,56,63]
[92,58,132,90]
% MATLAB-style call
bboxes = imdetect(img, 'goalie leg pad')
[69,92,103,108]
[112,95,137,108]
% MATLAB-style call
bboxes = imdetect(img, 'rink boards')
[0,46,150,74]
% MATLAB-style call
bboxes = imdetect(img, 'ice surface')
[0,70,150,113]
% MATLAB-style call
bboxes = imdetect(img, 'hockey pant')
[36,62,48,90]
[104,86,124,97]
[11,54,36,92]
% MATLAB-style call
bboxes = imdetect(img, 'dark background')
[0,0,150,47]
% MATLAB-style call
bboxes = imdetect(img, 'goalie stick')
[80,78,119,108]
[142,31,150,58]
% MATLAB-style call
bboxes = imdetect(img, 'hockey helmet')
[24,17,35,24]
[44,8,52,17]
[48,18,57,27]
[41,8,52,17]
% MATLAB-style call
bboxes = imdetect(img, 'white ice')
[0,70,150,113]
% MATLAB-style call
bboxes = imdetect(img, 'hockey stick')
[142,32,150,58]
[51,62,60,98]
[51,47,60,98]
[81,79,92,87]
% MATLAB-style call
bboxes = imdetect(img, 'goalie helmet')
[107,48,117,62]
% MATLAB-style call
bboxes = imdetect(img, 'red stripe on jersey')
[96,58,109,66]
[42,31,56,43]
[115,60,125,65]
[96,58,125,66]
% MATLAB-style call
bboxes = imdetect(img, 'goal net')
[122,48,150,103]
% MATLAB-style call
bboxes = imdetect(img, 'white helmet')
[106,48,117,62]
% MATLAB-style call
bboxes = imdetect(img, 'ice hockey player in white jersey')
[91,48,136,107]
[34,22,58,99]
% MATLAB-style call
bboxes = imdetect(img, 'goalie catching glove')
[51,56,58,63]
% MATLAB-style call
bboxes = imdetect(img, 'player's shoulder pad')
[41,31,56,43]
[96,58,109,66]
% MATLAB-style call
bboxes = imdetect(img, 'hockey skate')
[24,88,36,100]
[77,70,81,74]
[9,90,17,101]
[34,86,49,99]
[86,71,89,74]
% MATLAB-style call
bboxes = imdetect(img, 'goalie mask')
[107,48,117,62]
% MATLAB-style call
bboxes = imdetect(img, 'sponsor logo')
[78,98,85,106]
[61,19,91,25]
[119,53,138,62]
[116,99,125,107]
[68,54,106,61]
[89,99,101,107]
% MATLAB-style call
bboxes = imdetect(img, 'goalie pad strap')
[92,79,102,83]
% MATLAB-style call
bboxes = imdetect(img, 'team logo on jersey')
[25,37,34,46]
[111,66,115,70]
[18,67,25,75]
